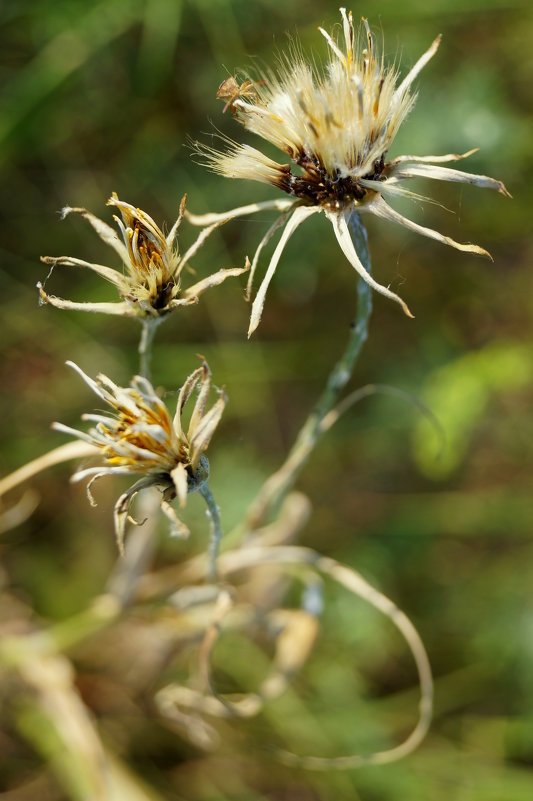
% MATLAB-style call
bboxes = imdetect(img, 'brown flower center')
[279,151,387,208]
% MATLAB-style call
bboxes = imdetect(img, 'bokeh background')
[1,0,532,799]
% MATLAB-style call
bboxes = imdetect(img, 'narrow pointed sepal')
[327,210,415,318]
[248,206,318,337]
[369,196,493,261]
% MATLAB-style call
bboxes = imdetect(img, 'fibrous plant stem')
[200,482,223,582]
[246,211,373,528]
[138,316,162,381]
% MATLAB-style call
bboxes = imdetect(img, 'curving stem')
[246,211,373,528]
[200,482,224,582]
[138,316,162,381]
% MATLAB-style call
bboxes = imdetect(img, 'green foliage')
[413,342,532,478]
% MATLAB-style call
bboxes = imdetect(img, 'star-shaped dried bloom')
[53,360,226,553]
[40,194,248,318]
[190,8,510,336]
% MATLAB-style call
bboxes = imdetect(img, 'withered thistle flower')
[191,8,510,336]
[53,360,226,553]
[40,194,248,318]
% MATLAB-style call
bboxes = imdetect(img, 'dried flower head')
[190,8,510,336]
[40,194,248,318]
[53,360,226,553]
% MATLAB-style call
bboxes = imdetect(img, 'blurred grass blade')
[191,0,246,62]
[412,342,532,479]
[0,0,144,162]
[136,0,183,91]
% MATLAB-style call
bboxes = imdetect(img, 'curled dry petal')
[53,359,225,550]
[40,194,246,318]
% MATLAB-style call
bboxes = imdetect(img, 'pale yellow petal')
[246,214,287,301]
[171,462,189,508]
[248,206,318,338]
[0,441,98,498]
[161,493,190,538]
[62,205,129,265]
[187,360,211,440]
[40,256,124,287]
[391,163,511,197]
[388,148,479,166]
[189,396,227,471]
[185,198,297,227]
[183,260,249,300]
[393,34,441,101]
[173,367,204,440]
[326,210,414,317]
[166,194,188,250]
[369,195,493,259]
[38,285,135,317]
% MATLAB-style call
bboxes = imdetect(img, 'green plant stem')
[138,316,162,380]
[246,211,373,529]
[200,483,223,583]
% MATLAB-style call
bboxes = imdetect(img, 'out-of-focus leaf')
[0,0,143,162]
[412,342,532,478]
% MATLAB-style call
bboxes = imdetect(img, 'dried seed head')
[53,359,226,552]
[205,9,428,210]
[192,8,509,334]
[108,194,182,310]
[39,194,248,318]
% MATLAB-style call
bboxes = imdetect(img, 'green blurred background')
[1,0,532,798]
